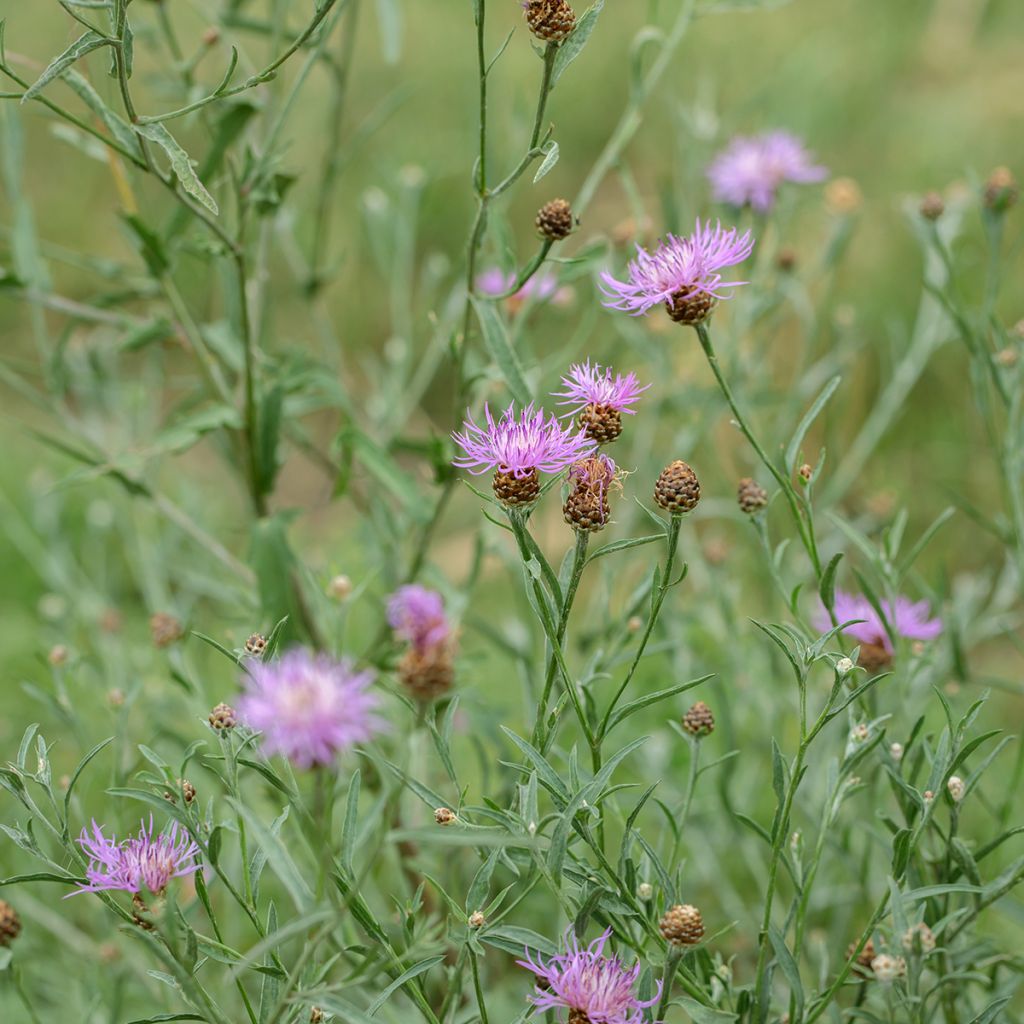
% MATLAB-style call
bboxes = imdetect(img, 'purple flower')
[70,817,200,896]
[238,649,383,768]
[816,590,942,655]
[707,131,827,212]
[600,219,754,319]
[476,268,572,308]
[518,929,661,1024]
[387,585,451,653]
[452,403,596,478]
[554,361,650,417]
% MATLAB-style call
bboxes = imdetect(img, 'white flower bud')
[836,657,855,675]
[327,575,353,600]
[890,742,903,762]
[637,882,654,901]
[870,954,906,983]
[947,775,965,802]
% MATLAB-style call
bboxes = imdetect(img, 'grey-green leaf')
[134,122,219,215]
[470,296,532,406]
[21,31,110,104]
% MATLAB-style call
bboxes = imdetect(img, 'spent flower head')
[71,817,200,896]
[817,590,942,655]
[518,928,661,1024]
[387,585,451,653]
[238,648,383,769]
[600,220,754,323]
[452,403,596,479]
[554,361,650,417]
[707,131,827,211]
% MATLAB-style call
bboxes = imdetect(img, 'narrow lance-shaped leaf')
[134,122,219,215]
[21,31,110,104]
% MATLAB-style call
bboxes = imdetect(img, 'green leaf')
[134,122,219,215]
[121,213,170,277]
[768,926,803,1019]
[968,999,1012,1024]
[533,140,560,184]
[818,552,843,614]
[62,68,141,158]
[254,383,285,497]
[470,296,531,406]
[366,955,444,1014]
[605,675,713,734]
[784,375,840,472]
[586,533,665,564]
[340,770,360,875]
[340,426,425,518]
[479,925,559,958]
[674,1000,738,1024]
[21,31,110,104]
[551,0,605,86]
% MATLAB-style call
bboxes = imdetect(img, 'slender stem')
[695,322,823,578]
[597,515,682,741]
[470,950,490,1024]
[654,948,684,1023]
[668,737,701,874]
[533,529,590,750]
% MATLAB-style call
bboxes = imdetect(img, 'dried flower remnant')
[536,198,575,240]
[815,590,941,671]
[563,454,620,533]
[707,131,827,212]
[518,929,661,1024]
[601,220,754,326]
[0,900,21,946]
[453,403,596,507]
[388,585,456,701]
[554,361,650,444]
[659,904,705,946]
[654,460,701,515]
[238,649,382,769]
[70,818,200,897]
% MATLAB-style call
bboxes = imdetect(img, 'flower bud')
[468,910,486,929]
[434,807,456,826]
[654,461,700,515]
[659,904,704,946]
[947,775,965,802]
[524,0,576,43]
[536,198,575,241]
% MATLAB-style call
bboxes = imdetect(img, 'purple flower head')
[452,403,597,479]
[237,648,383,769]
[387,585,451,653]
[518,929,661,1024]
[600,220,754,317]
[554,361,650,416]
[70,817,200,896]
[816,590,942,655]
[707,131,827,212]
[476,268,572,308]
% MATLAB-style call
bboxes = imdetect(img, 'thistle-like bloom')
[707,131,827,212]
[387,585,451,654]
[453,404,596,479]
[555,362,650,417]
[600,220,754,325]
[238,648,382,768]
[70,817,200,896]
[518,929,661,1024]
[816,590,942,655]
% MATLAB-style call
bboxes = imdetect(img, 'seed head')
[901,922,935,955]
[469,910,486,929]
[919,191,945,220]
[209,702,237,730]
[983,166,1018,213]
[245,633,267,657]
[870,954,906,984]
[659,904,704,946]
[737,477,768,514]
[150,612,184,648]
[682,701,715,737]
[434,807,456,826]
[654,460,701,515]
[523,0,576,43]
[947,775,965,802]
[0,900,21,946]
[536,198,575,241]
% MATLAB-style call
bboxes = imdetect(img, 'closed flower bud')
[536,198,575,241]
[983,166,1018,213]
[637,882,654,901]
[0,899,21,946]
[310,1009,325,1024]
[208,702,237,730]
[48,644,69,666]
[825,177,863,214]
[836,657,855,675]
[682,701,714,737]
[848,937,875,976]
[468,910,486,929]
[919,191,945,220]
[654,460,701,515]
[737,477,768,514]
[150,612,184,648]
[870,954,906,983]
[996,347,1018,368]
[180,779,196,804]
[327,574,353,600]
[659,904,704,946]
[947,775,965,802]
[627,616,643,633]
[524,0,576,43]
[398,646,455,702]
[901,922,935,955]
[107,688,125,709]
[245,633,267,657]
[890,742,903,761]
[434,807,456,826]
[798,463,813,484]
[852,723,869,743]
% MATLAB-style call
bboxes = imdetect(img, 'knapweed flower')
[453,403,596,507]
[563,454,620,532]
[387,585,450,653]
[387,585,457,702]
[476,268,572,311]
[707,131,827,212]
[238,648,382,768]
[816,590,941,671]
[601,220,754,326]
[70,817,200,896]
[518,929,661,1024]
[555,361,649,443]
